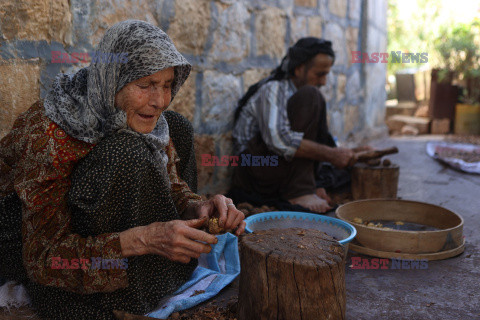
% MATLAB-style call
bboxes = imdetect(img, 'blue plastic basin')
[245,211,356,245]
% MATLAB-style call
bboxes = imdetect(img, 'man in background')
[231,37,367,213]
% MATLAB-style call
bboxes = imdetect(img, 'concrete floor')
[343,135,480,319]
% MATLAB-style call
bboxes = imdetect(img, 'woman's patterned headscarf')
[44,20,191,180]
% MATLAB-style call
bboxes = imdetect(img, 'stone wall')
[0,0,388,194]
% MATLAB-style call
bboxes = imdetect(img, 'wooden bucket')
[351,163,399,200]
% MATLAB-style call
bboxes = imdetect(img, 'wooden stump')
[238,228,346,320]
[351,163,399,200]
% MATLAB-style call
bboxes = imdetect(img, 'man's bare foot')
[288,194,332,213]
[315,188,333,206]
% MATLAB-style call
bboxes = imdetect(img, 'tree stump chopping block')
[238,228,346,320]
[351,162,399,200]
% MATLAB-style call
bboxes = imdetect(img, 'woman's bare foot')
[288,194,332,213]
[315,188,333,206]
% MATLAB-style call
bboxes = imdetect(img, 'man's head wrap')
[280,37,335,77]
[234,37,335,122]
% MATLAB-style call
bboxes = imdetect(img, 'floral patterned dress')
[0,101,202,319]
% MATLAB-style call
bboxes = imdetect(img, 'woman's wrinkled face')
[115,67,174,134]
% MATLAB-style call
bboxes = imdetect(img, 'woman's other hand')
[119,217,217,263]
[191,195,246,236]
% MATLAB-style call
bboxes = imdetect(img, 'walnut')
[207,217,225,235]
[353,217,363,224]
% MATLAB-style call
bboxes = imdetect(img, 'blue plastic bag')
[146,232,240,319]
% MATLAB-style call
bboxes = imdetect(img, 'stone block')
[0,60,42,139]
[194,134,215,191]
[308,16,322,38]
[367,0,388,29]
[210,2,250,63]
[346,71,362,102]
[168,70,196,121]
[364,63,387,127]
[379,33,387,53]
[243,69,271,91]
[377,0,388,30]
[320,72,335,102]
[401,125,419,135]
[386,115,430,135]
[290,16,308,45]
[414,70,431,102]
[366,25,377,53]
[294,0,317,7]
[250,0,294,10]
[168,0,211,55]
[343,104,359,134]
[366,25,386,54]
[329,0,347,18]
[336,74,346,102]
[214,133,235,194]
[414,104,429,118]
[201,70,242,128]
[0,0,72,45]
[255,7,287,58]
[89,0,159,45]
[385,101,417,119]
[367,0,375,21]
[329,109,343,138]
[346,27,359,66]
[431,118,451,134]
[395,73,416,102]
[323,23,347,66]
[374,106,387,127]
[216,132,234,160]
[349,0,362,21]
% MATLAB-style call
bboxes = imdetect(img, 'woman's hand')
[190,195,246,236]
[119,217,217,263]
[119,195,246,261]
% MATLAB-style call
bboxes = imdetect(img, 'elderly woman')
[0,20,245,319]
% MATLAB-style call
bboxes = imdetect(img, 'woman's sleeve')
[166,139,202,217]
[17,122,128,295]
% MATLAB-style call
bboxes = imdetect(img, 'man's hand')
[352,145,374,153]
[295,139,355,168]
[190,194,246,236]
[119,218,218,263]
[329,147,355,169]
